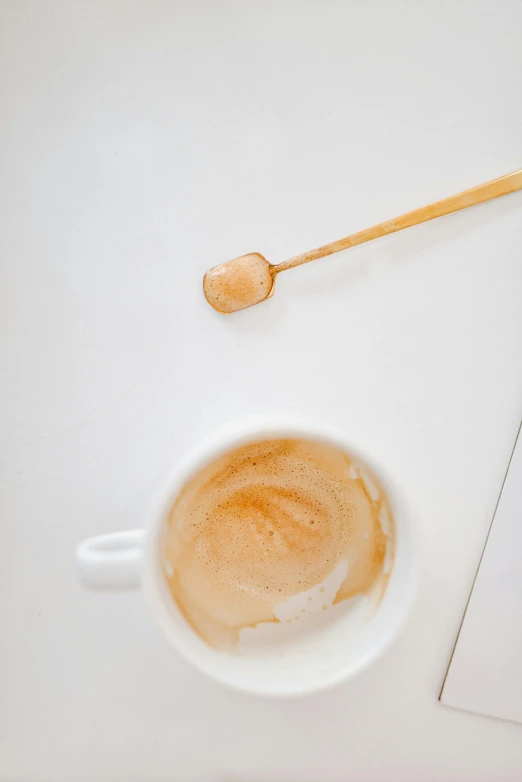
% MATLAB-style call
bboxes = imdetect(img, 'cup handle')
[75,529,146,589]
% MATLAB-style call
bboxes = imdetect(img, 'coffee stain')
[162,438,395,650]
[203,253,273,313]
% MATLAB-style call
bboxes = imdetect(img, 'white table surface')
[2,2,522,780]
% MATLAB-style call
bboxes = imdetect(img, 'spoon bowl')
[203,253,274,314]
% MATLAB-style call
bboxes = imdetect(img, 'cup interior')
[143,420,417,696]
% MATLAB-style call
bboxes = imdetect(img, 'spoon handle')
[273,168,522,274]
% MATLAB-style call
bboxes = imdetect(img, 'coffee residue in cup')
[162,438,394,650]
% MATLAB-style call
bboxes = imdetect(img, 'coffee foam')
[203,253,273,313]
[162,438,395,650]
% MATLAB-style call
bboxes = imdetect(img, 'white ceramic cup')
[75,418,418,697]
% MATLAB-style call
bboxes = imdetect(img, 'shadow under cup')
[143,421,418,697]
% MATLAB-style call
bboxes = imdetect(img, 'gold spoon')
[203,168,522,314]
